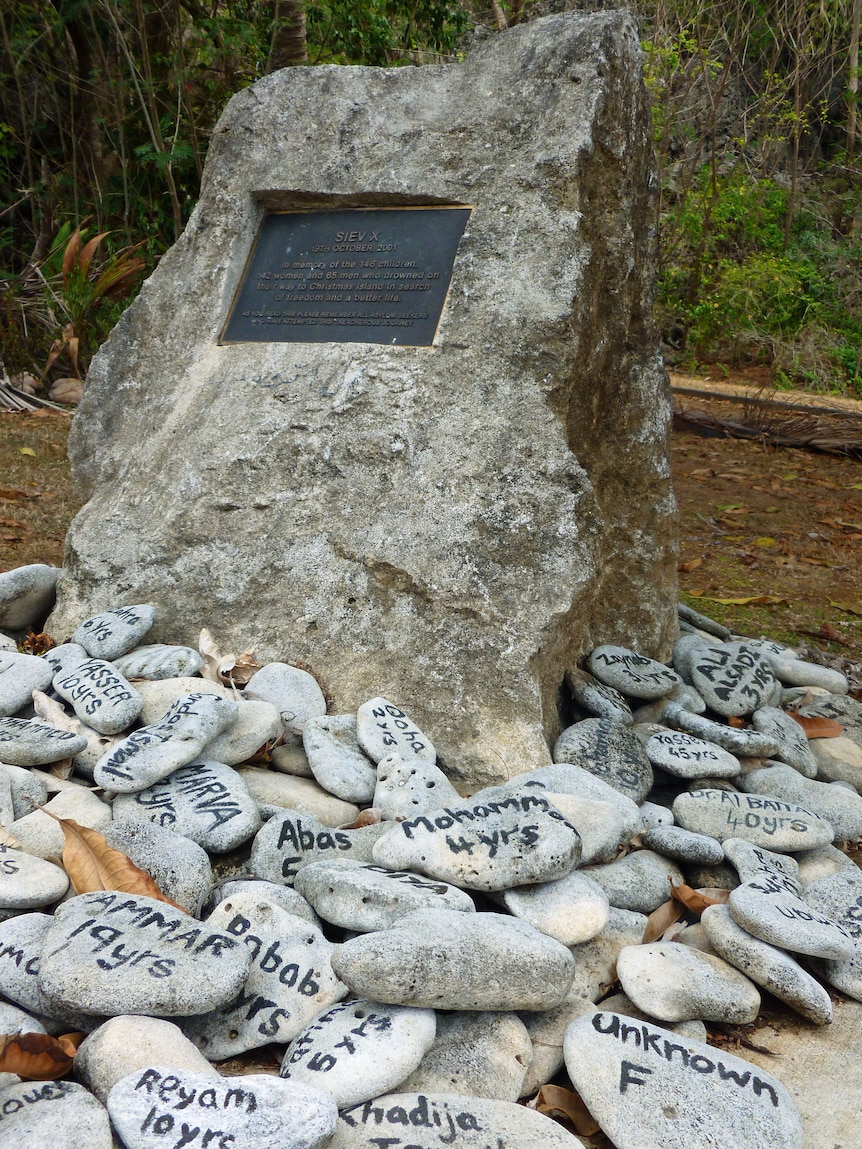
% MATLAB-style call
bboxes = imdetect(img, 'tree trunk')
[267,0,308,72]
[849,0,861,160]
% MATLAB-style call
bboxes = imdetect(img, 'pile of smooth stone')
[1,564,861,1149]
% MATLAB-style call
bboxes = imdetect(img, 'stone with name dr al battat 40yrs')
[37,891,252,1017]
[93,692,238,792]
[563,1010,803,1149]
[107,1066,338,1149]
[672,788,833,852]
[371,793,582,892]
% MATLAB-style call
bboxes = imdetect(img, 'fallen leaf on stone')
[642,899,684,943]
[340,808,384,829]
[222,649,261,687]
[678,557,703,572]
[198,627,258,686]
[37,810,185,908]
[0,1032,75,1080]
[788,713,844,738]
[727,716,746,727]
[530,1084,601,1136]
[671,882,730,913]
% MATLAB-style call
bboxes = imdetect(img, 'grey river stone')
[199,698,282,766]
[595,992,707,1043]
[2,762,46,821]
[333,908,575,1011]
[331,1092,585,1149]
[0,651,53,717]
[493,869,609,946]
[373,752,463,821]
[662,703,780,757]
[135,678,233,725]
[182,891,346,1057]
[294,858,475,932]
[564,1010,803,1149]
[0,843,69,909]
[107,1067,338,1149]
[0,563,58,631]
[701,903,833,1024]
[641,825,724,865]
[673,788,833,851]
[38,891,252,1017]
[370,793,582,892]
[75,1015,219,1104]
[10,785,112,859]
[73,603,156,660]
[546,793,629,865]
[302,713,377,803]
[236,767,360,825]
[749,707,817,777]
[0,1079,112,1149]
[740,763,862,841]
[809,734,862,788]
[724,838,855,961]
[41,641,88,678]
[616,940,761,1024]
[113,759,261,853]
[687,641,777,717]
[102,821,213,914]
[250,812,391,886]
[585,646,680,699]
[93,692,238,791]
[281,999,437,1109]
[396,1011,532,1103]
[53,657,143,734]
[211,879,320,927]
[0,716,87,765]
[643,728,741,779]
[112,643,205,680]
[553,717,653,802]
[766,655,849,694]
[357,698,436,766]
[802,867,862,1000]
[581,849,683,913]
[566,669,634,724]
[245,661,327,735]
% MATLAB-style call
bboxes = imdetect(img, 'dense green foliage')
[1,0,860,391]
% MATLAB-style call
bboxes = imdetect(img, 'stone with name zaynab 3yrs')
[331,1092,585,1149]
[37,891,252,1017]
[294,859,475,932]
[553,718,653,803]
[107,1066,338,1149]
[0,717,87,765]
[281,999,436,1109]
[112,759,261,853]
[371,793,581,891]
[73,604,156,661]
[724,838,855,960]
[673,788,833,851]
[585,646,681,700]
[644,729,741,779]
[93,692,238,792]
[53,657,143,735]
[0,843,69,909]
[564,1011,803,1149]
[182,891,346,1058]
[332,908,575,1011]
[250,812,391,886]
[0,1079,112,1149]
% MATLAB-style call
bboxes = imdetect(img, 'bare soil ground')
[3,382,862,663]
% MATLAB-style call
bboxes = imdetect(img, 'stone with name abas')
[49,12,677,792]
[333,908,575,1011]
[564,1010,803,1149]
[250,812,390,886]
[107,1067,338,1149]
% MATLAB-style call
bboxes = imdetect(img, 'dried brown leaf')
[0,825,23,849]
[671,882,730,913]
[0,1032,74,1080]
[642,899,684,943]
[38,810,184,908]
[532,1085,601,1137]
[77,231,110,278]
[340,808,383,829]
[788,713,844,739]
[678,557,703,573]
[61,228,82,286]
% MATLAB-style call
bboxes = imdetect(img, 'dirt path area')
[3,387,862,666]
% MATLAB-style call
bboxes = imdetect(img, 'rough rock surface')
[50,11,677,789]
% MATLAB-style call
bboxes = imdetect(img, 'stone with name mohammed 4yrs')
[564,1011,803,1149]
[112,759,261,853]
[107,1066,338,1149]
[37,891,252,1017]
[672,789,834,851]
[332,908,575,1011]
[370,793,582,891]
[331,1092,585,1149]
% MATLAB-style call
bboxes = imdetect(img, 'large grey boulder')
[50,12,677,789]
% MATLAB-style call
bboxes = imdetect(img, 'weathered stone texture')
[51,13,677,789]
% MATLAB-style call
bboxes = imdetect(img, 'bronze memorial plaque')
[221,205,472,346]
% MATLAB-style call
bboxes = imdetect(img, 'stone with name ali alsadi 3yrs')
[50,11,677,790]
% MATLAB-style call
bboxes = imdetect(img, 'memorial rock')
[50,12,677,789]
